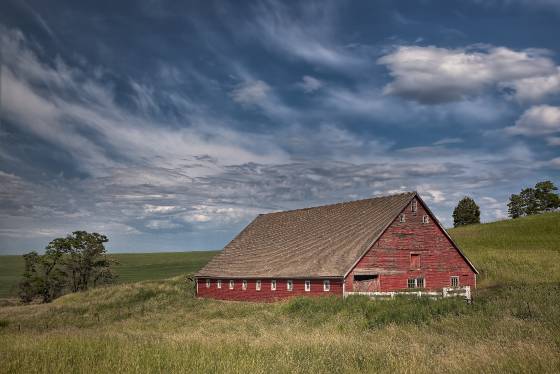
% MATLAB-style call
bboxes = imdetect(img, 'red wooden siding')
[197,278,343,301]
[345,197,476,292]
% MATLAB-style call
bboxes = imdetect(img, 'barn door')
[353,274,379,292]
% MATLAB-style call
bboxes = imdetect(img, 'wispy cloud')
[433,138,464,146]
[250,1,365,69]
[230,80,271,105]
[298,75,323,93]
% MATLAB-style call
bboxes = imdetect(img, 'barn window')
[256,280,261,291]
[400,214,406,223]
[242,280,248,290]
[206,279,210,288]
[451,276,460,288]
[407,277,425,288]
[305,280,311,292]
[229,280,234,290]
[411,200,417,213]
[287,280,293,291]
[407,278,416,288]
[217,279,222,289]
[422,215,429,224]
[271,279,277,291]
[323,280,330,292]
[410,253,420,269]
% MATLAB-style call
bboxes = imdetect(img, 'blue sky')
[1,0,559,254]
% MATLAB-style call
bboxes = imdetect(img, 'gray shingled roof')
[196,192,416,278]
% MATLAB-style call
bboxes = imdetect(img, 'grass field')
[0,213,559,373]
[0,251,218,299]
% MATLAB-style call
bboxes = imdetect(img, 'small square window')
[287,280,293,291]
[422,215,429,224]
[400,214,406,223]
[217,279,222,289]
[242,280,247,290]
[206,279,210,288]
[411,200,417,213]
[271,279,277,291]
[256,280,261,291]
[305,280,311,292]
[416,277,425,288]
[323,280,330,292]
[407,278,416,289]
[229,280,234,290]
[451,276,459,288]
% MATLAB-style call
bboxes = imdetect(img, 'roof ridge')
[261,191,416,216]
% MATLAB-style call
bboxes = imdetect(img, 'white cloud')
[145,220,181,230]
[298,75,323,93]
[181,205,260,225]
[502,67,560,102]
[550,157,560,168]
[416,185,446,203]
[230,80,271,105]
[480,196,507,220]
[143,205,180,214]
[378,45,557,104]
[547,137,560,146]
[507,105,560,136]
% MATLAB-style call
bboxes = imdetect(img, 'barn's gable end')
[345,196,477,292]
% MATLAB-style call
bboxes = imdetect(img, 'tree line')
[19,231,116,303]
[452,180,559,227]
[507,181,560,219]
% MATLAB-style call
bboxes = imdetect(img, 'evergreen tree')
[453,197,481,227]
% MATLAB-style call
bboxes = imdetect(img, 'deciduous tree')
[453,197,481,227]
[18,231,116,303]
[508,181,560,218]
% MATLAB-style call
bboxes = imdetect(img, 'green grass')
[0,251,218,299]
[0,213,559,373]
[450,211,560,252]
[450,212,560,287]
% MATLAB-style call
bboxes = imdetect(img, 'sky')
[1,0,559,254]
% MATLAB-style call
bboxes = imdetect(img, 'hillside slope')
[449,212,560,287]
[0,214,559,373]
[449,211,559,252]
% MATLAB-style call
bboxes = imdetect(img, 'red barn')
[195,192,478,301]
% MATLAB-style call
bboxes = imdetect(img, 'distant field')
[1,213,559,373]
[0,251,218,299]
[0,256,23,300]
